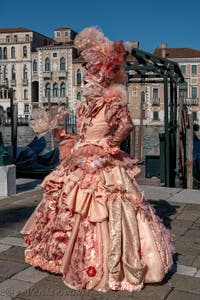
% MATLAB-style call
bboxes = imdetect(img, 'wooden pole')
[48,93,55,150]
[186,112,193,189]
[138,91,144,162]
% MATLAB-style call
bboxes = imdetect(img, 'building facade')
[152,44,200,124]
[0,27,53,121]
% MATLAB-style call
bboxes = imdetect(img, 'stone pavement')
[0,183,199,300]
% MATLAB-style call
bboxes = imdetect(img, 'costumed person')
[21,27,174,292]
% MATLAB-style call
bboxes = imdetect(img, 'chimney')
[160,43,167,58]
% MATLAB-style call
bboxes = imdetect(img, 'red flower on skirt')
[86,266,97,277]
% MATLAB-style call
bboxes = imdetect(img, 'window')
[53,52,57,58]
[60,82,66,97]
[24,104,29,112]
[14,35,18,43]
[191,65,197,74]
[11,65,16,80]
[76,69,82,85]
[191,86,197,99]
[45,58,50,72]
[60,57,65,71]
[180,65,186,74]
[153,88,159,99]
[33,59,37,72]
[64,31,68,36]
[23,46,27,57]
[13,90,16,99]
[4,66,7,79]
[193,111,198,121]
[0,48,2,59]
[53,83,58,97]
[56,31,61,37]
[3,47,7,59]
[0,66,2,81]
[25,34,29,42]
[77,92,81,101]
[153,111,159,121]
[24,89,28,99]
[45,83,51,97]
[23,64,28,80]
[6,36,10,43]
[11,47,15,58]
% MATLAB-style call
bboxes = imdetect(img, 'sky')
[1,0,200,53]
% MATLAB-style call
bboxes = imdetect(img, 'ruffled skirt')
[21,147,174,292]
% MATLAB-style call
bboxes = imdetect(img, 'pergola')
[126,48,184,187]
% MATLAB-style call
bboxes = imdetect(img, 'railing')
[43,71,52,79]
[10,79,16,86]
[184,98,199,106]
[151,98,160,106]
[22,79,28,86]
[0,37,33,44]
[58,71,68,78]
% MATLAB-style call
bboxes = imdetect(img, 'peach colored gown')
[21,96,174,292]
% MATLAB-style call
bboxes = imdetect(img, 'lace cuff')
[29,106,66,137]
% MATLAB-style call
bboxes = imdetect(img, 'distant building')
[0,27,53,121]
[153,44,200,124]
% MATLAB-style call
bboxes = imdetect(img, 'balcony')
[184,98,199,106]
[0,79,8,87]
[58,71,68,79]
[43,71,52,79]
[151,98,160,106]
[22,79,29,86]
[10,79,16,86]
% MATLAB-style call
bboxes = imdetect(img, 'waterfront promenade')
[0,180,199,299]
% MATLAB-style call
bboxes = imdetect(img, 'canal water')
[0,125,164,159]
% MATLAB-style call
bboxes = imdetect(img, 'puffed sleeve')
[105,101,133,147]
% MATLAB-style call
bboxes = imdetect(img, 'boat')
[4,136,60,179]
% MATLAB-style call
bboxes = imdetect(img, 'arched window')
[4,66,7,79]
[0,66,2,81]
[33,59,37,72]
[3,47,7,59]
[23,46,27,57]
[76,69,82,85]
[11,47,15,58]
[77,92,81,101]
[13,90,16,99]
[53,83,58,97]
[60,57,65,71]
[45,58,50,72]
[0,48,2,59]
[24,89,28,99]
[23,65,28,79]
[60,82,66,97]
[11,65,16,80]
[45,83,51,97]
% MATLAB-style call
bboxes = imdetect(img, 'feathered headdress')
[74,27,128,86]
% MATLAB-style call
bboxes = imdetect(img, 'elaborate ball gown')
[21,27,174,292]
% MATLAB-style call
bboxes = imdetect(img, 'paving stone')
[0,260,28,279]
[192,256,200,268]
[0,246,25,262]
[129,284,173,300]
[169,274,200,293]
[0,279,33,298]
[166,289,200,300]
[174,240,200,256]
[12,266,48,283]
[170,220,193,237]
[0,244,11,254]
[176,264,197,276]
[177,254,196,266]
[176,210,199,222]
[0,237,25,248]
[170,189,200,204]
[194,270,200,277]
